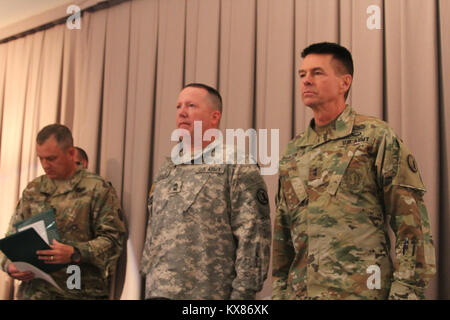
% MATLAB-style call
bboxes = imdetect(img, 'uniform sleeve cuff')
[230,288,256,300]
[72,242,93,265]
[388,280,425,300]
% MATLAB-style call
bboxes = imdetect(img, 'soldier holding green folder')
[0,124,126,299]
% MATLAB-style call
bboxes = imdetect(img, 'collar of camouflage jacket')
[298,104,356,148]
[169,139,223,166]
[38,167,85,195]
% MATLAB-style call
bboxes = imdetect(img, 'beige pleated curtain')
[0,0,449,300]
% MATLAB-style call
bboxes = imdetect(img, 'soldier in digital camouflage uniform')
[272,42,436,300]
[140,83,271,299]
[0,124,126,299]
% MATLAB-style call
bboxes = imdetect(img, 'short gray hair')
[36,124,73,150]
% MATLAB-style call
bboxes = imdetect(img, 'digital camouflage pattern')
[140,142,271,300]
[0,168,126,299]
[272,105,436,300]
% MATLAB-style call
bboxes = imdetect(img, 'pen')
[46,221,55,229]
[402,238,409,255]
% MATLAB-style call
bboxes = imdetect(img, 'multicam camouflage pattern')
[272,105,436,300]
[140,142,271,300]
[0,168,126,300]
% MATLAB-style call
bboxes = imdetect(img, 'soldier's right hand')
[7,263,34,282]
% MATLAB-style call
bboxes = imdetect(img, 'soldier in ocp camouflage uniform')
[74,146,89,169]
[0,124,125,299]
[272,42,436,300]
[140,83,271,299]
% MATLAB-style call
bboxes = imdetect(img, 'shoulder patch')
[392,141,426,192]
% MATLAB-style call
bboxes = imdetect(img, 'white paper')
[14,262,62,291]
[18,220,49,245]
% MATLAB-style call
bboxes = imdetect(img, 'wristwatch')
[70,247,81,263]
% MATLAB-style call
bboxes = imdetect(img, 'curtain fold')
[294,0,341,132]
[0,0,448,300]
[185,0,221,86]
[100,1,131,197]
[152,0,186,174]
[346,0,384,119]
[255,0,295,298]
[0,24,66,300]
[0,37,33,239]
[0,43,6,145]
[385,0,440,298]
[438,0,450,300]
[219,0,256,131]
[119,0,159,300]
[72,10,107,172]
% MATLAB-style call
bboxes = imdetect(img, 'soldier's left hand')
[37,240,75,264]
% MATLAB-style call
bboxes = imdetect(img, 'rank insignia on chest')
[169,182,182,193]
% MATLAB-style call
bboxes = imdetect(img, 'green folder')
[0,228,66,273]
[14,209,60,244]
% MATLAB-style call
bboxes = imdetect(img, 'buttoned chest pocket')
[279,161,308,212]
[304,144,359,196]
[54,195,93,242]
[152,166,224,218]
[192,166,228,222]
[329,143,377,197]
[326,145,359,196]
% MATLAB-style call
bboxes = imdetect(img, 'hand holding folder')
[0,209,65,291]
[0,227,66,274]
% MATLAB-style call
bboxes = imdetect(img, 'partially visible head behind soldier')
[74,146,89,169]
[36,124,77,180]
[300,42,354,102]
